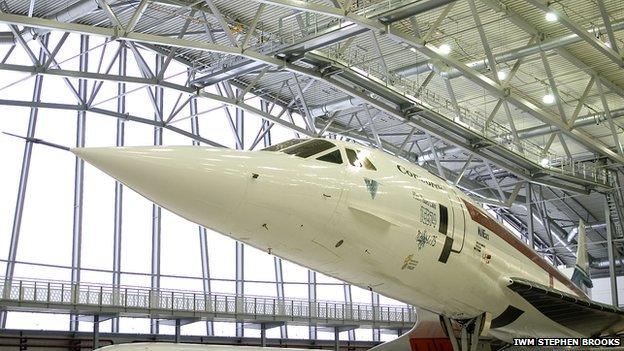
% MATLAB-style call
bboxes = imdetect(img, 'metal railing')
[0,278,415,327]
[191,0,613,187]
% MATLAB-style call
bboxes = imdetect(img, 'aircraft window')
[284,139,335,158]
[316,149,343,164]
[261,139,306,152]
[346,148,377,171]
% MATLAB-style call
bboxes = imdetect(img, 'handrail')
[0,277,415,327]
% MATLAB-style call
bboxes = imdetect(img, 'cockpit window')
[261,139,306,152]
[346,148,377,171]
[284,139,335,158]
[316,149,343,164]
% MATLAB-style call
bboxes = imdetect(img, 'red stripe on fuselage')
[461,199,586,298]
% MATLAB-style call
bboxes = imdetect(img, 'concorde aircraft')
[69,138,623,350]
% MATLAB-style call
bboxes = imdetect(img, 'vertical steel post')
[343,284,354,340]
[70,34,89,332]
[190,87,214,336]
[371,292,380,342]
[262,100,272,147]
[235,97,245,337]
[174,319,181,343]
[308,270,317,340]
[526,182,534,248]
[0,36,48,329]
[150,54,164,335]
[274,257,287,338]
[261,100,286,338]
[261,323,267,347]
[605,196,619,307]
[93,315,100,349]
[235,240,244,337]
[111,43,126,334]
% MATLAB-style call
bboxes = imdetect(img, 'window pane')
[316,149,342,164]
[284,139,335,158]
[261,138,305,152]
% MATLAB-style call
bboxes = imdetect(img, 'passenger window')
[316,149,343,164]
[346,148,377,171]
[284,139,335,158]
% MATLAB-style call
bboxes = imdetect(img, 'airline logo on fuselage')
[396,164,445,190]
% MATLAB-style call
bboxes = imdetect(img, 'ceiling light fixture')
[545,12,558,22]
[542,93,555,105]
[497,70,508,81]
[438,43,452,55]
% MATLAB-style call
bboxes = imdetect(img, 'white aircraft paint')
[72,138,589,342]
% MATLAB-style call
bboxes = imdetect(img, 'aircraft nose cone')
[72,146,250,231]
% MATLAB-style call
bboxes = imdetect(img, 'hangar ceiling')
[0,0,622,297]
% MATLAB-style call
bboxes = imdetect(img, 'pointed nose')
[72,146,250,231]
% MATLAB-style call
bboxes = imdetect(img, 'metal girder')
[308,270,317,339]
[150,54,164,335]
[0,40,46,329]
[523,0,624,68]
[0,10,618,188]
[376,0,456,24]
[308,54,605,192]
[111,44,126,334]
[190,80,215,335]
[0,62,312,137]
[126,0,149,32]
[69,34,89,332]
[605,197,619,307]
[596,0,619,54]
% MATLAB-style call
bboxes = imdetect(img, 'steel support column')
[0,37,47,329]
[274,257,287,338]
[70,34,89,332]
[526,182,534,248]
[308,270,317,339]
[371,292,380,342]
[191,87,214,336]
[235,241,244,337]
[93,315,100,349]
[150,54,164,335]
[343,284,354,340]
[111,43,126,334]
[605,197,619,307]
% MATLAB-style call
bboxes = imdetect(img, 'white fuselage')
[73,139,586,342]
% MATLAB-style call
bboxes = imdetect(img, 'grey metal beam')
[376,0,455,24]
[0,98,225,147]
[595,79,624,156]
[343,284,355,340]
[125,0,149,32]
[150,54,164,335]
[70,34,89,332]
[371,292,380,342]
[526,182,534,248]
[308,270,317,339]
[605,197,619,307]
[111,43,126,334]
[524,0,624,67]
[596,0,619,54]
[189,72,214,336]
[235,241,244,337]
[273,258,287,338]
[0,40,47,329]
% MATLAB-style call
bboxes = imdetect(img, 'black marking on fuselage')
[491,305,524,329]
[438,205,448,235]
[438,236,453,263]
